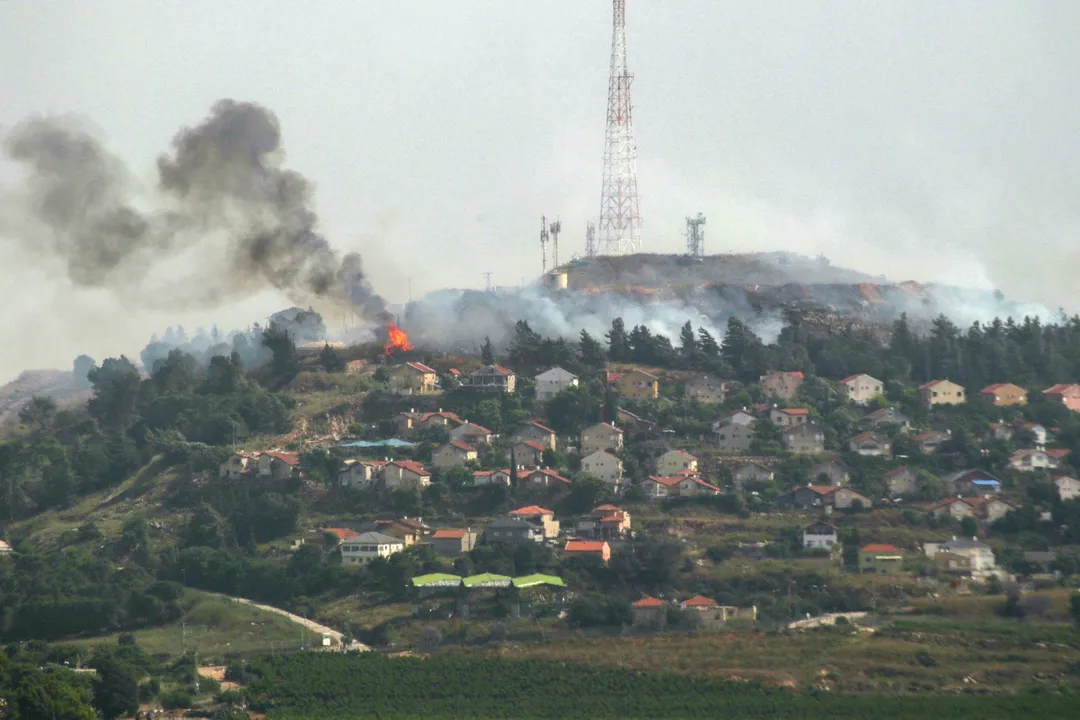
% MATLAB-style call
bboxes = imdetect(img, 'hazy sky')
[2,1,1079,381]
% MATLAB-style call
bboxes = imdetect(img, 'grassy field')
[57,591,308,662]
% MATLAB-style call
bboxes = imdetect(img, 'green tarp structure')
[512,574,566,589]
[411,573,462,588]
[462,573,513,589]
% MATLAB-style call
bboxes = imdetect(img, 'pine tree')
[606,318,631,362]
[481,337,495,365]
[697,327,720,358]
[678,321,699,362]
[579,329,606,369]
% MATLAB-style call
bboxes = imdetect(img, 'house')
[580,422,624,455]
[864,407,911,431]
[514,421,557,450]
[1053,474,1080,501]
[769,407,810,427]
[383,460,432,490]
[645,475,683,500]
[395,409,464,435]
[357,518,433,546]
[858,544,904,574]
[432,441,478,469]
[467,364,517,393]
[930,496,1012,522]
[523,468,572,487]
[1047,448,1071,463]
[258,451,301,480]
[988,422,1015,443]
[1043,384,1080,412]
[914,430,950,454]
[535,367,578,402]
[430,528,477,557]
[512,440,547,468]
[1009,449,1059,472]
[760,371,804,400]
[883,466,919,496]
[849,432,891,457]
[220,452,257,479]
[942,469,1001,496]
[563,540,611,563]
[929,497,977,521]
[782,422,825,455]
[631,596,666,629]
[0,540,12,555]
[472,469,514,487]
[979,383,1027,406]
[338,459,388,488]
[616,408,655,433]
[1015,423,1048,449]
[685,374,727,404]
[574,505,632,540]
[838,374,884,404]
[483,518,543,544]
[733,462,774,489]
[509,506,560,539]
[340,532,405,565]
[656,449,698,476]
[675,476,722,497]
[918,379,966,407]
[387,361,438,395]
[450,422,494,447]
[802,521,839,551]
[807,461,849,486]
[581,450,624,487]
[715,413,756,452]
[928,538,998,579]
[965,496,1014,522]
[613,368,659,400]
[782,485,871,510]
[680,597,756,627]
[322,528,359,545]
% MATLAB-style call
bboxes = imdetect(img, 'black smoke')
[2,99,383,315]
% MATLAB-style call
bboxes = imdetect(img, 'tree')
[18,396,57,436]
[151,349,198,396]
[72,354,96,389]
[679,321,699,362]
[1070,593,1080,627]
[546,386,600,435]
[93,656,139,720]
[481,337,496,365]
[578,329,606,369]
[87,357,142,429]
[261,325,298,381]
[320,343,346,373]
[697,327,720,359]
[605,318,631,362]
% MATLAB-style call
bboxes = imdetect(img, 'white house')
[656,449,698,476]
[925,538,999,580]
[802,521,839,551]
[849,432,891,457]
[338,459,388,489]
[714,411,756,452]
[535,367,579,402]
[383,460,432,489]
[581,450,624,487]
[838,374,884,404]
[1009,449,1058,472]
[581,422,624,455]
[1054,474,1080,501]
[432,441,478,469]
[340,532,405,565]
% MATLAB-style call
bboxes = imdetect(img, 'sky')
[1,0,1079,382]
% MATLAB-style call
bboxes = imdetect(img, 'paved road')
[222,594,371,652]
[787,611,868,629]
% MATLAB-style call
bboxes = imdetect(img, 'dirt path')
[215,594,371,652]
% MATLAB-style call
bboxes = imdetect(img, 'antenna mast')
[540,216,549,273]
[686,213,706,257]
[584,221,597,257]
[549,219,562,268]
[598,0,641,256]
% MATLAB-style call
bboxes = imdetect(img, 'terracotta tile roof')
[448,440,475,452]
[517,440,546,453]
[528,468,571,484]
[406,361,437,374]
[649,475,685,487]
[528,421,556,434]
[488,364,516,376]
[918,379,946,390]
[883,466,911,478]
[1043,384,1079,395]
[805,485,841,495]
[263,451,300,466]
[590,422,623,433]
[915,430,947,442]
[432,529,467,539]
[323,527,358,540]
[1047,449,1071,459]
[633,596,663,608]
[683,477,722,492]
[778,407,810,416]
[391,460,431,476]
[839,373,869,384]
[448,368,462,376]
[860,544,901,553]
[459,422,493,434]
[511,505,554,517]
[564,540,608,553]
[681,595,719,608]
[668,449,697,458]
[980,383,1025,394]
[593,504,621,513]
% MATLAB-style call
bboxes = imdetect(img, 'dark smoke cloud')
[2,99,384,315]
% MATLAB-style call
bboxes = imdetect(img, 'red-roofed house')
[523,467,572,487]
[432,441,478,469]
[451,422,494,446]
[858,544,904,574]
[760,371,804,400]
[563,539,611,563]
[656,449,698,476]
[581,450,624,487]
[220,452,258,479]
[1043,384,1080,412]
[574,505,632,540]
[918,379,966,407]
[514,421,558,450]
[782,485,871,510]
[849,431,891,457]
[676,476,722,497]
[258,451,301,480]
[322,527,359,543]
[512,440,547,468]
[383,460,432,490]
[769,406,811,427]
[510,506,560,538]
[915,430,950,454]
[388,361,438,395]
[467,364,517,393]
[613,368,659,400]
[430,528,477,557]
[979,383,1028,406]
[338,459,389,488]
[631,596,666,628]
[838,374,884,404]
[581,422,624,455]
[645,475,684,500]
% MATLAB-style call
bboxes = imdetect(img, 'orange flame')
[384,322,412,354]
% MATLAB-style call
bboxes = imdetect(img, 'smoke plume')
[2,99,383,315]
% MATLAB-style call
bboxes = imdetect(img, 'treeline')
[239,652,1079,719]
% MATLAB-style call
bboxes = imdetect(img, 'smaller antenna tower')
[549,219,562,268]
[686,213,706,257]
[483,272,493,292]
[540,216,549,273]
[585,221,597,257]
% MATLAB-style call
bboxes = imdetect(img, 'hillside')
[0,368,88,426]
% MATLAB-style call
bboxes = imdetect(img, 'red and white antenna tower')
[598,0,641,256]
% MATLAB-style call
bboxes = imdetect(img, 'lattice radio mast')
[686,213,706,257]
[549,219,562,268]
[585,221,597,257]
[598,0,642,256]
[540,215,549,273]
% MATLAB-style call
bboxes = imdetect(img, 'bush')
[160,690,195,710]
[416,626,443,652]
